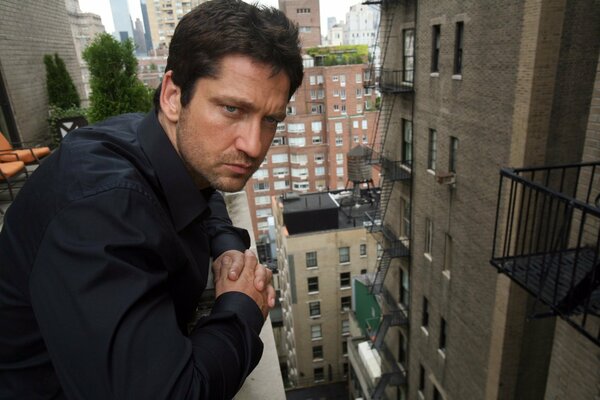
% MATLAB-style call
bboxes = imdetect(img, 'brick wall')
[0,0,82,142]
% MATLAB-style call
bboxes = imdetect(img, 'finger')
[254,265,267,291]
[227,251,245,281]
[266,284,276,309]
[213,254,232,282]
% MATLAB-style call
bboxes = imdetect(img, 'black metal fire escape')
[491,162,600,347]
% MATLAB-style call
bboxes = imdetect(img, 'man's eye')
[224,105,237,113]
[264,116,278,125]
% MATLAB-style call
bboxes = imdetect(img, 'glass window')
[290,153,308,164]
[340,272,351,288]
[431,25,441,73]
[255,196,270,205]
[360,243,367,256]
[311,121,322,132]
[454,21,464,75]
[314,367,324,382]
[439,317,447,351]
[425,218,433,256]
[335,122,343,134]
[362,120,368,129]
[311,324,322,339]
[308,277,319,292]
[335,137,343,147]
[274,180,289,190]
[339,246,350,263]
[287,123,305,133]
[336,153,344,165]
[419,365,425,392]
[312,136,322,144]
[450,136,459,173]
[306,251,317,268]
[422,297,429,328]
[314,153,325,163]
[402,119,412,166]
[428,129,437,171]
[400,267,409,306]
[403,29,415,83]
[273,167,289,176]
[315,166,325,176]
[341,296,351,311]
[272,153,288,163]
[309,301,321,317]
[342,319,350,335]
[288,137,305,147]
[312,345,323,359]
[253,182,269,191]
[252,169,268,179]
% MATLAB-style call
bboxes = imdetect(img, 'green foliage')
[44,53,80,109]
[83,33,152,123]
[306,45,369,66]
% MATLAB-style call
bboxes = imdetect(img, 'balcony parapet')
[490,162,600,346]
[363,67,414,93]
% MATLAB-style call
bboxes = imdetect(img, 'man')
[0,0,303,398]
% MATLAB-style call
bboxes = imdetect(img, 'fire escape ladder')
[364,0,396,89]
[369,94,395,165]
[371,248,392,295]
[372,313,391,349]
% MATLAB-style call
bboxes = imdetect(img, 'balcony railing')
[491,162,600,346]
[363,67,414,93]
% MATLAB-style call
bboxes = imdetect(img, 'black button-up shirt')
[0,112,263,399]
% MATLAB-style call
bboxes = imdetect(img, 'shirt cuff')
[212,291,264,335]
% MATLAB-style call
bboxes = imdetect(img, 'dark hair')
[154,0,303,109]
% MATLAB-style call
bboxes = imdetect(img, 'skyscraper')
[109,0,134,43]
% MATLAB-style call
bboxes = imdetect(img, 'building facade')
[273,190,379,390]
[244,53,379,254]
[0,0,83,143]
[109,0,134,43]
[348,1,600,400]
[144,0,207,51]
[344,3,379,47]
[278,0,321,48]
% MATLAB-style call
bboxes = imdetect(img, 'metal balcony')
[370,287,409,349]
[363,68,414,94]
[348,338,407,400]
[491,162,600,346]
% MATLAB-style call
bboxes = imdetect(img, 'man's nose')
[235,119,263,159]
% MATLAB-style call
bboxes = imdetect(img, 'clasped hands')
[212,250,275,319]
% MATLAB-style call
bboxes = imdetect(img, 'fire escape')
[491,162,600,347]
[351,1,414,398]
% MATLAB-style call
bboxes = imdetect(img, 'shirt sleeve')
[29,187,262,400]
[203,190,251,258]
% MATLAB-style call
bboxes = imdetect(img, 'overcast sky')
[78,0,370,38]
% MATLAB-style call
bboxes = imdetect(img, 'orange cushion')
[0,160,25,180]
[0,147,50,164]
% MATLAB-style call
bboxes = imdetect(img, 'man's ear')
[159,71,181,123]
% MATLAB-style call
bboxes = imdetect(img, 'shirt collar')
[137,111,212,232]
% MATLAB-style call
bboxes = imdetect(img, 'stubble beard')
[176,121,258,192]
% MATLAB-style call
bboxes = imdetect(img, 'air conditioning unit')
[436,171,456,185]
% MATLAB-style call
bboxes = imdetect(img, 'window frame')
[454,21,464,75]
[431,24,441,73]
[306,251,318,268]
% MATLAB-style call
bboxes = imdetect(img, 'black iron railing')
[491,162,600,346]
[363,67,414,93]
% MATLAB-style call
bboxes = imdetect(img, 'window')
[402,119,413,166]
[312,345,323,359]
[362,120,368,130]
[311,324,322,340]
[312,136,322,144]
[431,25,441,72]
[255,196,270,205]
[402,198,411,237]
[333,104,340,111]
[340,74,346,86]
[443,233,453,275]
[272,136,286,146]
[253,182,269,191]
[454,21,464,75]
[252,169,268,179]
[287,123,305,133]
[296,7,310,13]
[309,75,316,85]
[356,104,363,114]
[273,166,289,177]
[309,89,317,100]
[317,89,324,99]
[333,89,339,97]
[400,267,409,306]
[342,319,350,335]
[342,340,348,355]
[288,137,305,147]
[314,153,325,163]
[315,166,325,176]
[439,317,447,351]
[276,122,286,133]
[403,29,415,83]
[449,136,459,173]
[341,88,346,100]
[317,75,324,84]
[339,247,350,263]
[341,296,351,311]
[340,272,351,288]
[308,277,319,293]
[311,121,322,132]
[428,129,437,171]
[360,243,367,256]
[286,105,296,115]
[362,134,368,144]
[341,104,347,115]
[311,104,324,114]
[256,208,272,218]
[272,153,288,163]
[335,137,343,147]
[291,168,308,178]
[336,153,344,165]
[422,297,429,328]
[274,180,289,190]
[343,363,349,378]
[425,218,433,256]
[353,120,359,129]
[355,73,362,83]
[293,182,309,191]
[353,135,359,143]
[309,301,321,317]
[335,122,343,134]
[306,251,318,268]
[398,331,407,366]
[419,365,426,393]
[332,75,339,82]
[314,367,324,382]
[290,153,308,164]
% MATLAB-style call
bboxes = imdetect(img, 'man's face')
[175,54,290,192]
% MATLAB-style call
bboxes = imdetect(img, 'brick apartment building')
[245,51,380,256]
[348,1,600,400]
[278,0,321,48]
